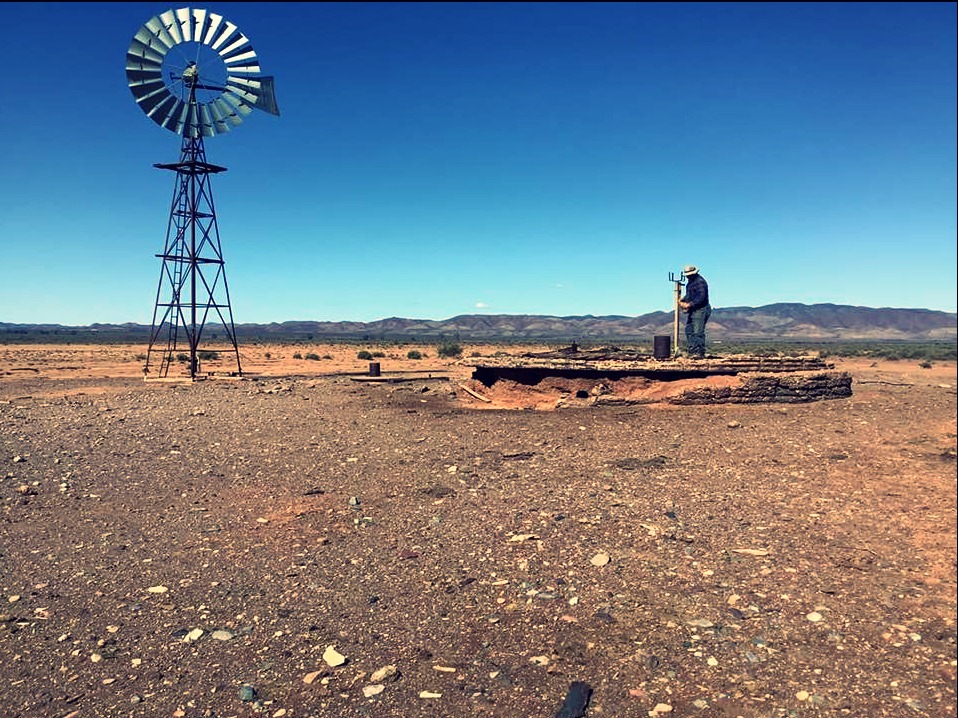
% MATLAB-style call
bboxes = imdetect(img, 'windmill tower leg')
[144,134,242,379]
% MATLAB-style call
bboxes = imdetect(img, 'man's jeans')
[685,304,712,357]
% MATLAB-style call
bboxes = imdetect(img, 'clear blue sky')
[2,2,955,325]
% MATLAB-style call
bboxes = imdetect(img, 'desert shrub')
[357,350,374,360]
[372,351,386,358]
[198,350,219,361]
[717,341,955,362]
[175,353,189,362]
[292,352,303,359]
[305,353,321,361]
[134,353,147,361]
[263,352,271,359]
[918,360,932,369]
[322,354,333,360]
[436,341,463,358]
[407,350,423,360]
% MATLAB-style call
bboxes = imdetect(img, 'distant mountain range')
[1,304,955,343]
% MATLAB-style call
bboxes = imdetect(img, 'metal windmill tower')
[126,7,279,379]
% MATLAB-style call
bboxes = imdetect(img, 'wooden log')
[457,382,491,403]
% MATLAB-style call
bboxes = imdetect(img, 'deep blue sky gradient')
[2,2,955,324]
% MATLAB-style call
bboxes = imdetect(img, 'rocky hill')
[1,304,955,343]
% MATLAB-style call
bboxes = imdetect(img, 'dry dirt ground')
[0,343,955,718]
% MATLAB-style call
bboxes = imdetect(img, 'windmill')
[126,7,279,379]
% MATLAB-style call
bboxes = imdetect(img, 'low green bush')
[436,341,462,358]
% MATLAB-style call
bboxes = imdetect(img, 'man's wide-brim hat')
[683,265,699,276]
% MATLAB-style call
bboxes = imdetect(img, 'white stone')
[323,645,347,667]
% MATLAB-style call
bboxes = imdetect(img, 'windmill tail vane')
[254,76,281,116]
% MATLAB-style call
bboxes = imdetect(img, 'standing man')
[678,265,711,358]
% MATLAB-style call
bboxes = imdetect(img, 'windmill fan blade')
[126,64,164,81]
[210,20,238,51]
[130,82,169,107]
[166,100,189,135]
[145,16,176,50]
[227,75,260,92]
[226,60,262,75]
[222,49,258,67]
[198,104,217,137]
[191,8,209,41]
[207,100,230,135]
[127,39,166,66]
[185,105,206,138]
[212,97,244,128]
[203,13,224,45]
[226,76,257,98]
[147,94,180,130]
[136,87,175,116]
[225,86,257,109]
[219,33,252,58]
[126,60,163,80]
[129,83,166,105]
[222,90,254,118]
[159,9,182,45]
[175,8,193,42]
[132,29,168,57]
[126,47,163,65]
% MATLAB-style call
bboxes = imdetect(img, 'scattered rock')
[370,665,399,683]
[303,671,322,685]
[555,680,592,718]
[323,645,347,667]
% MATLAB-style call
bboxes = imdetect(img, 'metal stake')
[668,271,686,358]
